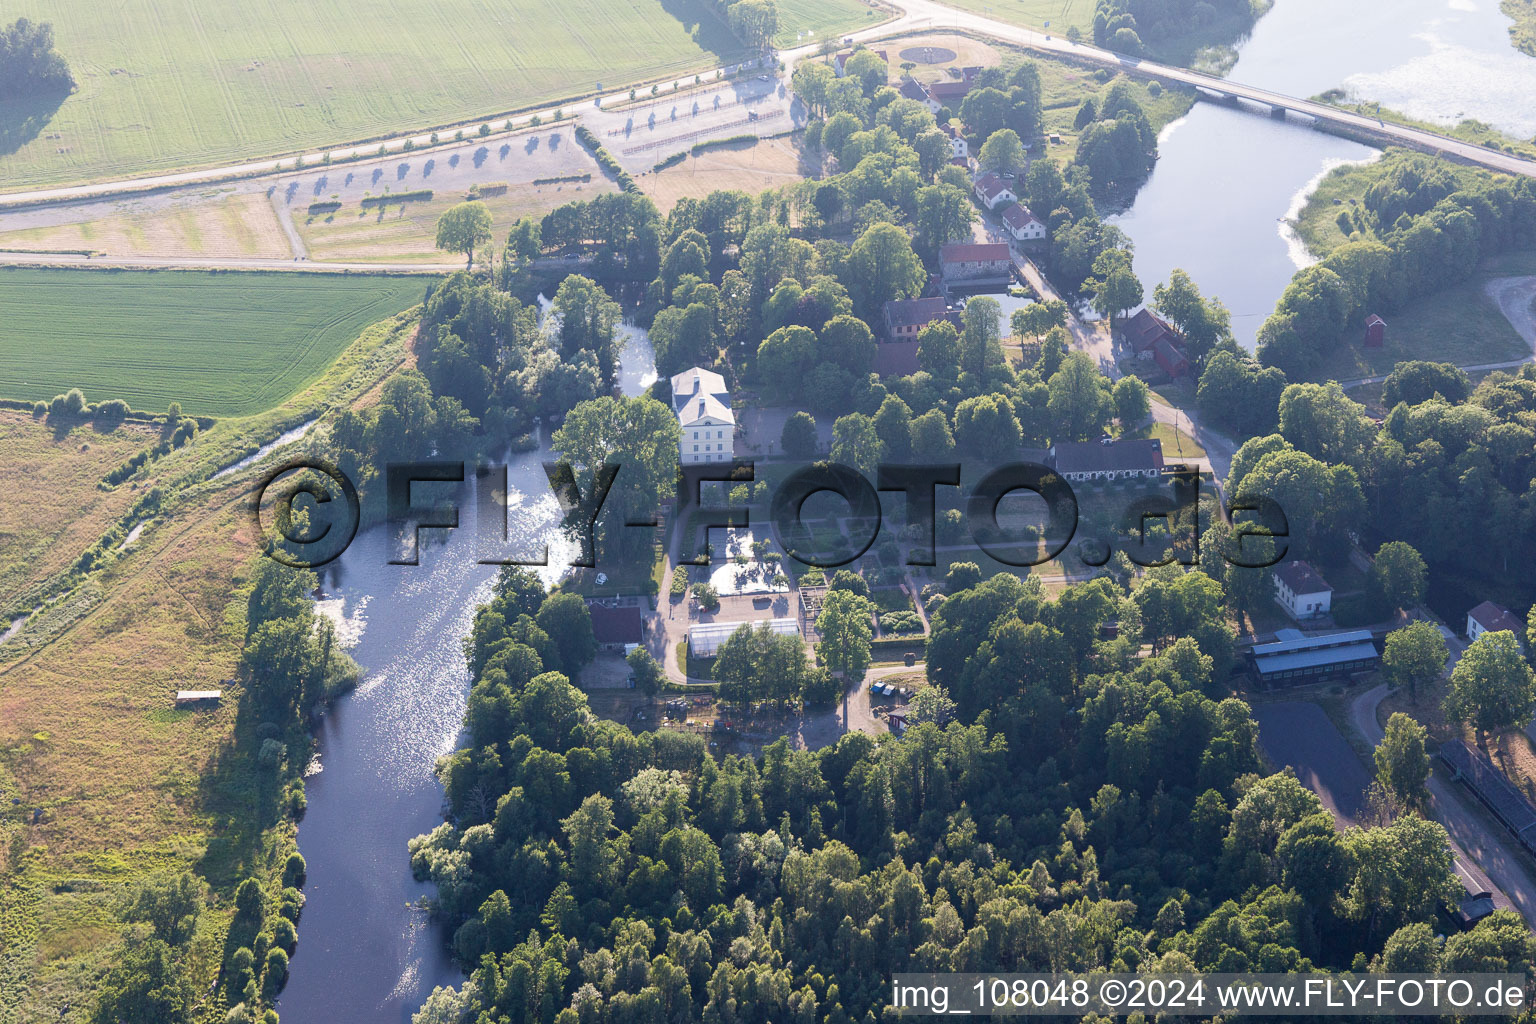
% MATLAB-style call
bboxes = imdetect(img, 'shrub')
[258,738,287,768]
[879,610,924,635]
[271,915,298,953]
[691,133,756,155]
[478,123,490,136]
[282,851,307,888]
[1147,80,1162,97]
[49,388,87,418]
[277,887,305,923]
[287,781,306,819]
[31,400,46,418]
[93,398,129,420]
[262,947,289,996]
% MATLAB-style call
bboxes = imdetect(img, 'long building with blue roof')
[1248,628,1380,687]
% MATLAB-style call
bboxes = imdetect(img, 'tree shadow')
[0,89,69,158]
[654,0,736,63]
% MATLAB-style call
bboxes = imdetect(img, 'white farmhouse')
[1274,560,1333,622]
[672,366,735,465]
[1001,203,1047,243]
[1467,601,1524,647]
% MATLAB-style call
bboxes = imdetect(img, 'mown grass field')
[0,269,427,416]
[1310,250,1536,382]
[296,179,616,263]
[0,0,859,190]
[773,0,882,46]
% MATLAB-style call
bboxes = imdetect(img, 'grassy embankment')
[0,269,424,416]
[0,287,425,1021]
[1313,92,1536,162]
[1289,154,1535,382]
[0,0,865,191]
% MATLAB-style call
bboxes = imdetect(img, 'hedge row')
[307,201,342,214]
[360,189,433,207]
[573,125,637,193]
[653,152,687,172]
[532,172,591,186]
[466,182,509,198]
[691,133,757,155]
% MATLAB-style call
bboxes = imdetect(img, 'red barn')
[1364,314,1386,348]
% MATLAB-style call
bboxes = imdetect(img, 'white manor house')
[672,366,736,465]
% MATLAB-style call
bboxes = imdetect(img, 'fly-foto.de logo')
[253,458,1289,570]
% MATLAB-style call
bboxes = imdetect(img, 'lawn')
[1309,250,1536,383]
[0,0,759,190]
[0,269,427,416]
[297,180,616,263]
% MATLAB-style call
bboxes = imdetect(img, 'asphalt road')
[5,0,1534,213]
[1350,683,1536,923]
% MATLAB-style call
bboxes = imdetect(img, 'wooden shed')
[1364,314,1386,348]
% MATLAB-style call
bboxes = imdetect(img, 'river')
[278,322,654,1024]
[1109,0,1536,350]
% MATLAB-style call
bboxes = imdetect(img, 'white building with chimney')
[672,366,735,465]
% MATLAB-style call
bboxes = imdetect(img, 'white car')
[595,572,608,585]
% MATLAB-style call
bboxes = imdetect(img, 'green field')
[933,0,1098,37]
[773,0,882,46]
[0,269,426,415]
[0,0,831,190]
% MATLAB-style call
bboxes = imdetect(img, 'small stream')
[210,418,319,480]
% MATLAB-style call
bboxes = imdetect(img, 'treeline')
[0,17,73,98]
[1257,152,1536,377]
[91,558,351,1023]
[1093,0,1260,55]
[329,268,633,489]
[407,557,1533,1024]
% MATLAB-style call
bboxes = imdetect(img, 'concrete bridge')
[818,0,1536,179]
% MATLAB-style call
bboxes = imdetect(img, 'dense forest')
[407,561,1532,1023]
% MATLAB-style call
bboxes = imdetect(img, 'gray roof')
[1052,439,1163,474]
[1252,629,1373,657]
[1252,640,1378,675]
[884,296,950,329]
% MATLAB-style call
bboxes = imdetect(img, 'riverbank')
[0,304,422,1020]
